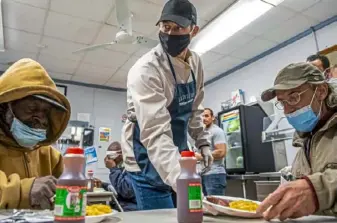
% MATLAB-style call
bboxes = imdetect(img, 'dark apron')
[132,53,197,189]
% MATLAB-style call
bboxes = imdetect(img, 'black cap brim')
[156,14,192,28]
[33,95,67,111]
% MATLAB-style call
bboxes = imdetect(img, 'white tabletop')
[0,209,335,223]
[109,209,337,223]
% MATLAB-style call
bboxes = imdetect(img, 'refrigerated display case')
[218,104,275,174]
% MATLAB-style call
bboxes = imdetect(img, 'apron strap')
[166,53,178,83]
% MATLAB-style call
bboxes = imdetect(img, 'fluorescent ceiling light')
[190,0,284,55]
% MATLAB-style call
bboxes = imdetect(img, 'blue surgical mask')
[286,88,322,132]
[10,114,47,149]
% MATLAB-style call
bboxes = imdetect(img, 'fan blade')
[134,36,159,48]
[115,0,133,36]
[73,42,116,54]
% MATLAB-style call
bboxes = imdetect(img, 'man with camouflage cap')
[257,62,337,220]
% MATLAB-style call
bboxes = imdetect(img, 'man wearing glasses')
[257,62,337,220]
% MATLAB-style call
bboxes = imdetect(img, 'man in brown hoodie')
[0,58,71,209]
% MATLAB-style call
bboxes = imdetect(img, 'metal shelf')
[229,145,242,150]
[262,114,295,143]
[226,130,241,135]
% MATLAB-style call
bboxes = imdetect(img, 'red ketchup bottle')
[177,151,203,223]
[54,148,87,223]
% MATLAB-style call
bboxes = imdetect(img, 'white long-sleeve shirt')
[121,44,210,191]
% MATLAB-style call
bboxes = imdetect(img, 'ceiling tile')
[50,0,114,22]
[144,0,235,24]
[243,6,296,36]
[302,0,337,21]
[120,56,140,71]
[230,38,278,60]
[200,51,224,67]
[192,0,236,22]
[40,36,86,61]
[83,49,130,69]
[261,15,318,43]
[4,28,40,53]
[107,0,160,35]
[38,53,79,74]
[0,50,37,64]
[11,0,50,9]
[128,21,157,37]
[212,32,256,55]
[109,69,128,83]
[205,56,244,72]
[44,12,101,44]
[48,71,73,81]
[280,0,321,12]
[94,24,141,54]
[134,47,152,57]
[72,75,109,85]
[3,0,46,34]
[148,30,159,39]
[143,0,165,5]
[75,63,117,78]
[198,19,209,29]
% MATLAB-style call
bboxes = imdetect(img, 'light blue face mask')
[286,88,322,133]
[9,110,47,148]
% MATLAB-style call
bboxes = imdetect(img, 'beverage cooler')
[218,104,275,174]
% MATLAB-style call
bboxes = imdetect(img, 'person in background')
[196,108,227,196]
[121,0,212,210]
[306,54,331,78]
[258,62,337,220]
[331,64,337,77]
[0,58,71,209]
[328,64,337,88]
[101,141,137,212]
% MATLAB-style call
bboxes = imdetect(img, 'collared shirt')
[121,44,210,190]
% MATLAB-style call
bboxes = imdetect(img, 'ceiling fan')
[73,0,158,54]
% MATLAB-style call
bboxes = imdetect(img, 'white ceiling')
[0,0,336,90]
[201,0,337,81]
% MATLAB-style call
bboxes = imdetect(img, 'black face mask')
[159,32,191,57]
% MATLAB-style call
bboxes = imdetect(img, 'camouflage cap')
[261,62,325,102]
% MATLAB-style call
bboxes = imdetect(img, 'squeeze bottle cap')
[181,151,195,157]
[66,147,84,155]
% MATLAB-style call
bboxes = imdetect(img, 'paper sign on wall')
[84,146,98,164]
[77,113,91,122]
[99,127,111,142]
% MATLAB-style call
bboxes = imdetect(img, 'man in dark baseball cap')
[123,0,213,211]
[257,62,337,221]
[156,0,200,58]
[156,0,197,28]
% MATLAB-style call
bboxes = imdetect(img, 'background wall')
[203,21,337,166]
[59,84,127,181]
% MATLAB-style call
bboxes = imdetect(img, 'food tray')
[203,196,262,218]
